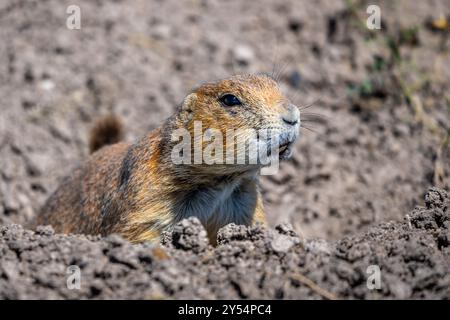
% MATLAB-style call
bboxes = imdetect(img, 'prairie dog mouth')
[277,127,299,159]
[278,142,289,153]
[277,141,294,159]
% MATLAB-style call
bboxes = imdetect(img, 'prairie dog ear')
[181,93,197,112]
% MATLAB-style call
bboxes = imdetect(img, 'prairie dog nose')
[281,104,300,126]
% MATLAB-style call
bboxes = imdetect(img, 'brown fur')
[31,74,300,243]
[89,114,124,153]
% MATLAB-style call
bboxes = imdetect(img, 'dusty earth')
[1,187,449,299]
[0,0,450,299]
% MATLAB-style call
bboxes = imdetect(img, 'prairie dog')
[32,74,301,243]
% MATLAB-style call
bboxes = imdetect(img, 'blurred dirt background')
[0,0,450,299]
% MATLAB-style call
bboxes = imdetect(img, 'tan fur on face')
[187,74,288,132]
[180,74,297,174]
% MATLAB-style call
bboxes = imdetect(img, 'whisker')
[276,63,289,81]
[271,49,279,80]
[300,122,320,130]
[301,112,329,119]
[274,56,294,82]
[291,91,300,104]
[301,118,327,125]
[299,104,315,111]
[274,60,283,81]
[301,119,323,124]
[299,98,322,110]
[301,125,320,134]
[270,37,281,80]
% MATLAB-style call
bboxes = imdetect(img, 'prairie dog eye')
[220,94,241,107]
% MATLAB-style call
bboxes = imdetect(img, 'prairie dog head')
[172,74,300,174]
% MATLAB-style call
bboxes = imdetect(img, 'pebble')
[269,233,296,253]
[232,45,255,65]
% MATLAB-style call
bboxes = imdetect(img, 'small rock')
[3,190,21,213]
[269,233,297,254]
[275,223,298,237]
[35,225,54,236]
[152,24,171,40]
[49,121,72,143]
[305,239,332,255]
[104,234,127,247]
[108,246,140,269]
[437,230,450,248]
[217,223,248,244]
[232,45,255,66]
[0,261,19,280]
[39,79,55,91]
[425,187,448,209]
[171,217,209,252]
[389,279,412,299]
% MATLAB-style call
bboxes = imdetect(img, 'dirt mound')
[1,188,448,299]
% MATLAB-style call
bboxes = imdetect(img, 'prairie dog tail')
[89,114,124,153]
